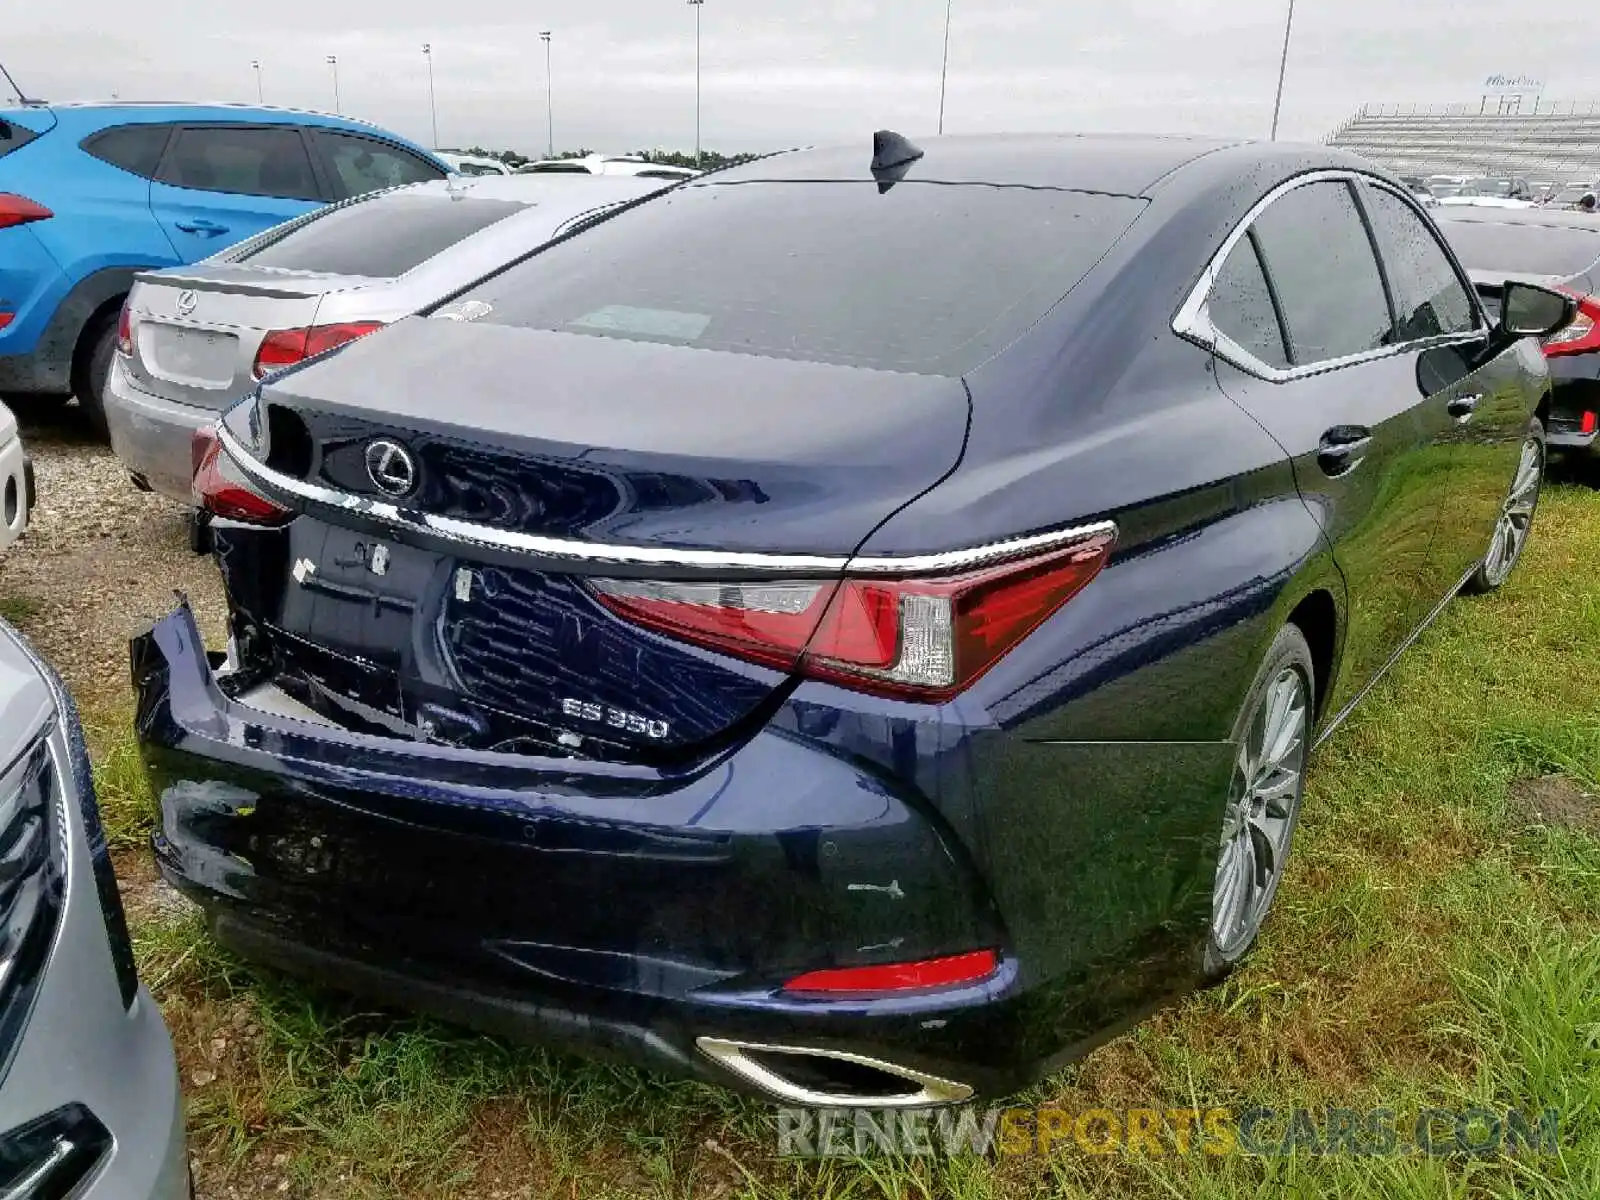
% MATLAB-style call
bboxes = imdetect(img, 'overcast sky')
[7,2,1583,156]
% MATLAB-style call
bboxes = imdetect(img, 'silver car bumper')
[104,357,218,505]
[0,681,188,1198]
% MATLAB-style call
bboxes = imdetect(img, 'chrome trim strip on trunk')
[216,422,1118,576]
[696,1036,974,1107]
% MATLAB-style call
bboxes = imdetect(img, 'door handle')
[1447,393,1484,421]
[1317,426,1373,477]
[174,219,230,236]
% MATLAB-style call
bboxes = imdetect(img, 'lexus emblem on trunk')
[175,289,198,316]
[364,439,417,497]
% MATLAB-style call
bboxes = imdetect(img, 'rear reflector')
[0,193,52,229]
[1543,291,1600,358]
[784,950,999,995]
[191,425,292,525]
[252,321,384,379]
[589,531,1115,702]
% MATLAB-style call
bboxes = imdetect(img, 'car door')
[1194,176,1440,720]
[1358,180,1533,591]
[148,125,323,261]
[306,130,445,201]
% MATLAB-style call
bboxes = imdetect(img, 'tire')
[1463,417,1545,595]
[1203,624,1314,978]
[70,311,117,441]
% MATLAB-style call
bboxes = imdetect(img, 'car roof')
[25,100,402,138]
[704,133,1258,196]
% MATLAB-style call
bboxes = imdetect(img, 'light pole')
[688,0,704,167]
[540,32,553,158]
[326,55,340,115]
[1268,0,1296,140]
[250,59,262,104]
[937,0,953,135]
[422,44,438,148]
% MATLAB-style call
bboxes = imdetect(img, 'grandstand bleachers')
[1326,103,1600,186]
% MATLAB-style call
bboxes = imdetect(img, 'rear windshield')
[240,191,527,278]
[462,181,1146,374]
[1440,219,1600,279]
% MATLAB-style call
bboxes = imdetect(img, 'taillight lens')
[191,426,291,524]
[0,193,52,229]
[1583,411,1598,436]
[784,950,999,996]
[589,532,1114,702]
[1543,291,1600,357]
[252,321,383,378]
[116,300,133,356]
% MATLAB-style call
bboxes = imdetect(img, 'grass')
[94,480,1600,1199]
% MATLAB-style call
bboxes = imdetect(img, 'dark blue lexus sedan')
[130,133,1572,1105]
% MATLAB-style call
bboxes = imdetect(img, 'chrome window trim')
[216,422,1117,577]
[1173,168,1487,383]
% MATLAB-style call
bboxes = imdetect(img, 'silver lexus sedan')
[105,173,672,502]
[0,619,187,1197]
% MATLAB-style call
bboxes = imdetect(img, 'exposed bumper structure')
[132,600,1229,1103]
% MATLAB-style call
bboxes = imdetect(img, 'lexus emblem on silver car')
[364,439,418,497]
[175,289,199,316]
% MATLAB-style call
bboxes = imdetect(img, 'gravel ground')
[1,397,227,712]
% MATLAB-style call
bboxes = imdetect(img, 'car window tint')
[1251,181,1392,365]
[240,192,526,277]
[161,127,319,199]
[1439,218,1600,279]
[80,123,173,177]
[1207,235,1289,368]
[464,181,1147,375]
[315,133,444,198]
[1363,187,1477,339]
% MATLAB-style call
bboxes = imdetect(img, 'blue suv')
[0,102,446,432]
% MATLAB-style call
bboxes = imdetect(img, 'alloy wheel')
[1481,435,1544,589]
[1211,664,1308,961]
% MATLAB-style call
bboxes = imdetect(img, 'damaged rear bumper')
[131,603,1062,1101]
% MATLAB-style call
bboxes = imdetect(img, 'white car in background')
[516,153,701,180]
[0,400,33,549]
[436,151,513,177]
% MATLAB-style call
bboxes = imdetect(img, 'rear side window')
[1251,181,1392,364]
[1207,235,1289,368]
[1439,219,1600,280]
[80,123,172,177]
[1362,187,1477,339]
[159,126,320,200]
[464,182,1147,374]
[240,192,526,277]
[0,119,42,161]
[312,132,444,199]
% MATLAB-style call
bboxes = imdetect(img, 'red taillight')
[191,426,292,524]
[784,950,999,996]
[588,532,1115,702]
[1583,411,1598,436]
[1543,290,1600,357]
[0,194,52,229]
[116,300,133,356]
[252,321,383,379]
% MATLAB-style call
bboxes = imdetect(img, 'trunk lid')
[221,318,971,760]
[127,266,378,412]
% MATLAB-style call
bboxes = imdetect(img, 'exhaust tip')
[696,1037,973,1108]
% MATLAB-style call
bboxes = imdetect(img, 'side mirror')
[1499,281,1577,339]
